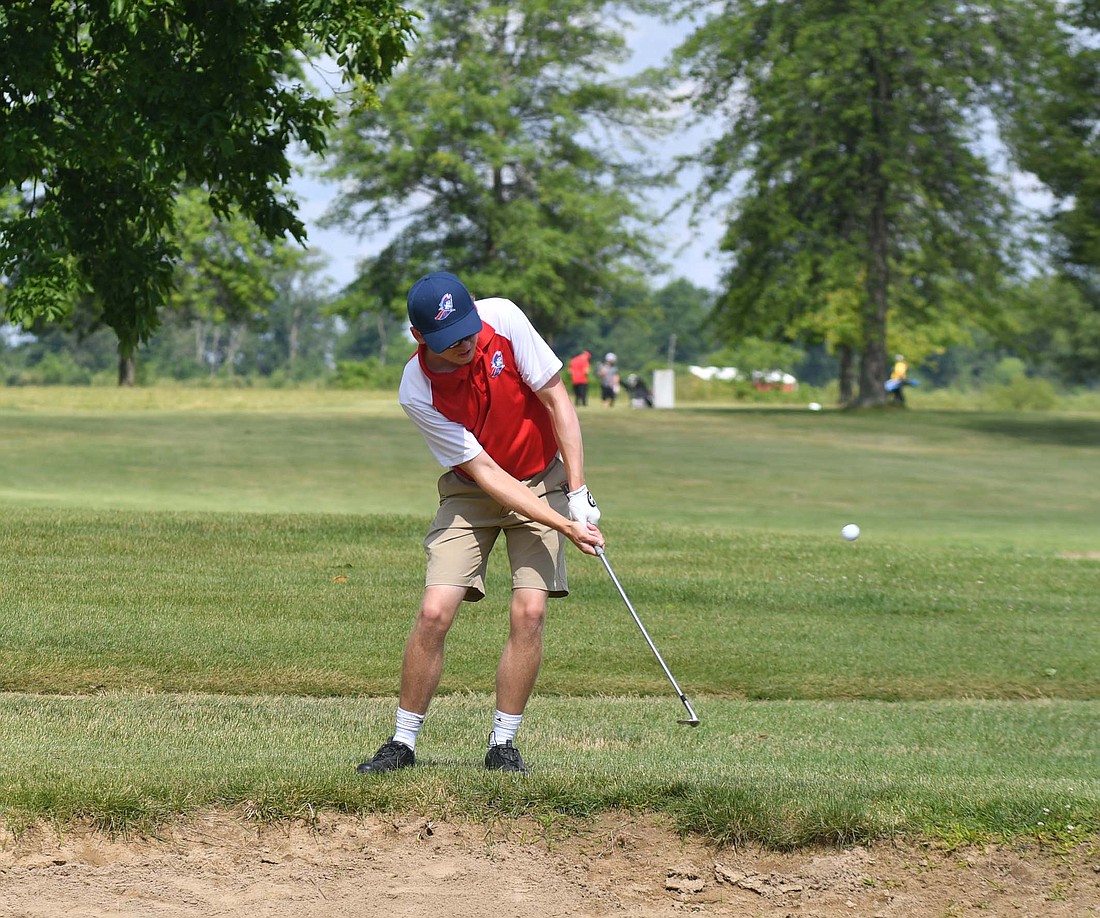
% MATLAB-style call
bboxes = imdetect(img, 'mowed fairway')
[0,387,1097,848]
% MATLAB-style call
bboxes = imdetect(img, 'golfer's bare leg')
[495,587,548,715]
[398,584,466,714]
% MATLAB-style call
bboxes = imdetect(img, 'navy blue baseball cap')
[407,271,483,352]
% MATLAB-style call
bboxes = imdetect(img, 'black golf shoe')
[356,738,415,774]
[484,739,529,774]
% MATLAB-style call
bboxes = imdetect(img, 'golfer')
[357,271,605,775]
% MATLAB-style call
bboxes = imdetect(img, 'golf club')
[595,546,700,726]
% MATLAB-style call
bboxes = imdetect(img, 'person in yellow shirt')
[888,354,908,404]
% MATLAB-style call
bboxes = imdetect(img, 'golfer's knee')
[509,595,546,634]
[416,596,458,636]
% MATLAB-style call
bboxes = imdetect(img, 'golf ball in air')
[841,523,860,541]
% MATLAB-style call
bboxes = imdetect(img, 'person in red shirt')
[568,350,591,406]
[357,271,604,776]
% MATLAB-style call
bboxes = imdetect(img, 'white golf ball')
[841,523,860,542]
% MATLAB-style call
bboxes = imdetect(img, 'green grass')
[1,512,1095,700]
[0,387,1097,847]
[2,387,1098,548]
[0,693,1093,848]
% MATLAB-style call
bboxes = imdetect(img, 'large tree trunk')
[855,46,891,408]
[375,311,388,364]
[118,353,135,387]
[856,214,890,407]
[838,344,855,405]
[225,324,244,374]
[288,303,302,367]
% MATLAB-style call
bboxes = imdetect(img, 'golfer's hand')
[566,520,604,556]
[567,485,601,526]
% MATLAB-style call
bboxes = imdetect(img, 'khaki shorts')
[424,456,569,602]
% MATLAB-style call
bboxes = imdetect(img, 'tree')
[321,0,667,341]
[555,277,716,371]
[258,250,338,380]
[647,278,716,366]
[671,1,1044,405]
[1000,0,1100,381]
[139,189,338,380]
[1004,274,1100,386]
[0,301,119,385]
[0,0,415,367]
[164,190,285,377]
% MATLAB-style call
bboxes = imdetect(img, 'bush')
[991,357,1028,386]
[985,376,1059,411]
[1060,388,1100,413]
[10,352,93,385]
[331,358,405,390]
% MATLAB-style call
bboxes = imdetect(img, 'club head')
[678,697,700,726]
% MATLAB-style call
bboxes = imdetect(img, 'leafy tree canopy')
[670,0,1054,405]
[999,0,1100,309]
[0,0,416,356]
[322,0,669,341]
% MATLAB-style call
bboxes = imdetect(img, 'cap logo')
[434,293,455,321]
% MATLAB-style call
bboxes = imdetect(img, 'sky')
[287,14,727,296]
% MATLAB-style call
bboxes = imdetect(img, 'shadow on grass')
[674,406,831,418]
[948,415,1100,447]
[672,406,1100,446]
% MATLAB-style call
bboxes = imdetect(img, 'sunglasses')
[443,333,479,351]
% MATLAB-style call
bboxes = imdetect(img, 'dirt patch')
[1061,551,1100,560]
[0,811,1097,917]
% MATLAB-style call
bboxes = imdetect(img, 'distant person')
[625,372,653,408]
[568,350,591,406]
[597,352,620,407]
[887,354,909,404]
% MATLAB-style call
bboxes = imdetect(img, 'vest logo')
[490,350,505,378]
[434,293,455,321]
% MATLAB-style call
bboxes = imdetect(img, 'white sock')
[489,710,523,747]
[393,707,425,750]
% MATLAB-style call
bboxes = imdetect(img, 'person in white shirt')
[357,271,604,775]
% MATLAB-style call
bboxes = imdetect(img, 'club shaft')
[596,547,699,723]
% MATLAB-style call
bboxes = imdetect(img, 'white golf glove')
[566,485,601,526]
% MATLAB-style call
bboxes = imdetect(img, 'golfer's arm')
[535,375,586,493]
[457,451,573,535]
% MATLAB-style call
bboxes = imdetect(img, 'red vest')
[418,321,558,481]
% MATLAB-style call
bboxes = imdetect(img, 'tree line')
[2,1,1097,402]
